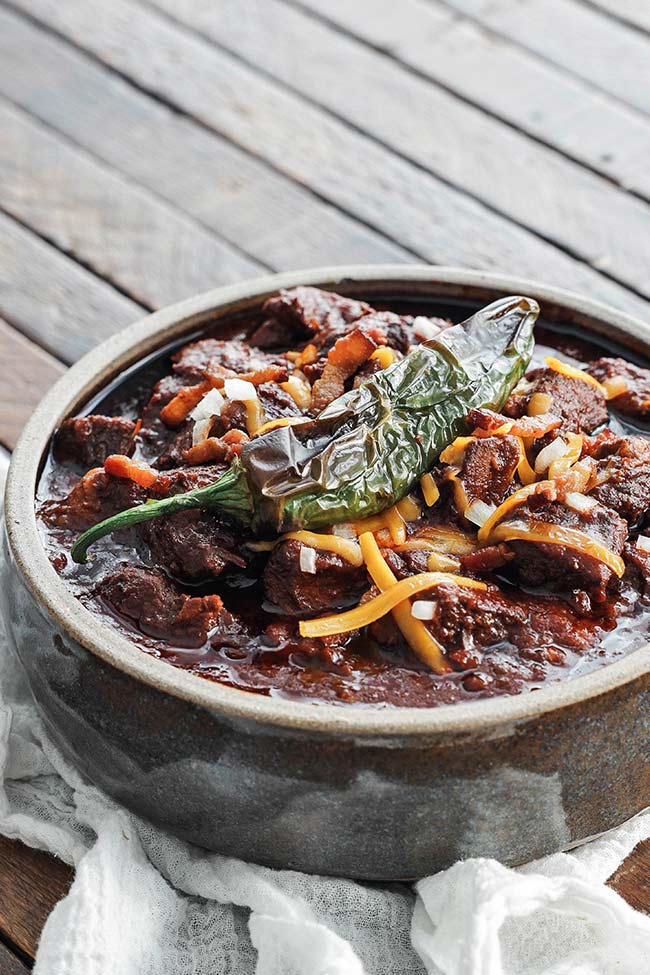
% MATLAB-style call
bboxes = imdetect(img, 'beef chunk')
[504,367,607,434]
[258,382,303,420]
[140,511,246,581]
[588,357,650,419]
[622,540,650,601]
[138,374,188,466]
[97,566,230,647]
[499,495,627,604]
[263,539,368,616]
[172,337,283,382]
[39,469,142,531]
[136,464,248,581]
[458,435,521,506]
[429,583,605,655]
[252,286,372,350]
[588,434,650,524]
[54,415,136,468]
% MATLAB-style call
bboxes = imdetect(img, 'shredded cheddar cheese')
[516,437,537,486]
[418,525,478,555]
[426,551,461,572]
[360,532,449,672]
[300,532,485,673]
[477,483,538,543]
[420,473,440,507]
[244,399,266,436]
[545,356,607,394]
[283,531,363,567]
[439,436,475,468]
[255,416,303,436]
[370,347,397,369]
[280,375,312,410]
[601,375,628,400]
[489,521,625,578]
[396,495,422,522]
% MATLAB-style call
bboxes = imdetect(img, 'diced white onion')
[224,378,258,402]
[189,387,225,421]
[534,437,568,474]
[636,535,650,553]
[332,523,357,538]
[464,499,497,527]
[299,546,317,574]
[191,416,214,446]
[411,599,437,620]
[412,316,441,341]
[564,492,598,514]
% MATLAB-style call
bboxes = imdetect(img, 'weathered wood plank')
[609,839,650,914]
[0,98,261,309]
[4,4,649,321]
[0,318,65,450]
[0,836,72,961]
[0,211,141,362]
[296,0,650,201]
[0,939,28,974]
[144,0,650,299]
[0,14,410,271]
[585,0,650,34]
[443,0,650,117]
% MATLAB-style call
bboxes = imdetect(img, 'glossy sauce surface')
[36,295,650,708]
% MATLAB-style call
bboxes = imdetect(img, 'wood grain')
[0,940,28,974]
[0,319,65,450]
[0,836,72,960]
[0,211,141,362]
[609,839,650,913]
[0,11,411,272]
[0,97,261,309]
[147,0,650,299]
[296,0,650,202]
[444,0,650,117]
[5,3,650,322]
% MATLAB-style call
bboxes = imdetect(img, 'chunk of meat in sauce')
[457,435,521,506]
[586,434,650,525]
[251,286,372,350]
[54,415,136,468]
[587,357,650,419]
[504,367,607,434]
[622,540,650,602]
[172,337,283,383]
[263,539,368,616]
[429,583,605,655]
[137,374,189,467]
[368,576,605,694]
[138,465,248,581]
[39,469,143,531]
[97,566,234,648]
[498,493,627,605]
[140,510,246,582]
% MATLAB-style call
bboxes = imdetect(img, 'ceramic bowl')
[4,266,650,881]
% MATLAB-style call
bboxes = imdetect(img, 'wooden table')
[2,0,650,965]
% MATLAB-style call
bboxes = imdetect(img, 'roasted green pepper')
[71,295,537,562]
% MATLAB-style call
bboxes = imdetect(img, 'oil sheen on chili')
[36,287,650,708]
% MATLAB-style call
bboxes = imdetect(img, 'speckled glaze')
[4,267,650,881]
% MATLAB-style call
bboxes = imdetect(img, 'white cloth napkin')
[2,452,650,975]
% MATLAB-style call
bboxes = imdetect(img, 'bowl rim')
[6,264,650,736]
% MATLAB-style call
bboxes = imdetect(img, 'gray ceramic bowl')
[4,266,650,881]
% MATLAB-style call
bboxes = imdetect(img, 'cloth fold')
[2,455,650,974]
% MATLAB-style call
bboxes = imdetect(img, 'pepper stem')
[70,460,253,563]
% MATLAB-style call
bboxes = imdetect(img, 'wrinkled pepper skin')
[71,295,537,561]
